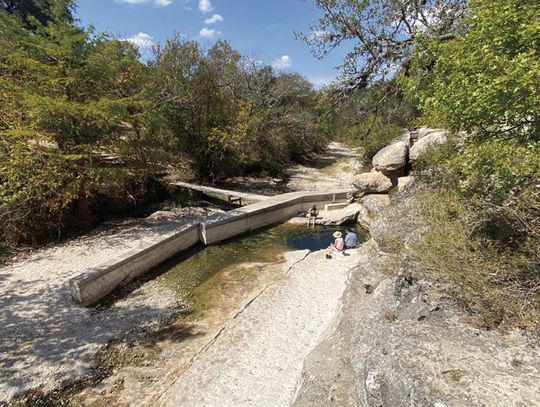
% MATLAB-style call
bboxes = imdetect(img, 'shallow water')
[148,223,368,303]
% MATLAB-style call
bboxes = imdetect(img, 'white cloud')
[199,27,219,39]
[204,13,223,24]
[198,0,213,13]
[123,32,154,49]
[115,0,172,6]
[272,55,292,70]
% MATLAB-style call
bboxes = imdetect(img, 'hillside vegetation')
[305,0,539,333]
[0,1,327,243]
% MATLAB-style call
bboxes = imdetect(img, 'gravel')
[285,142,362,192]
[0,207,218,403]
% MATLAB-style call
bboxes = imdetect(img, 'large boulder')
[372,141,409,172]
[362,194,391,217]
[417,127,445,139]
[410,131,448,162]
[352,172,393,195]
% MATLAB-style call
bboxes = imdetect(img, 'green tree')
[0,0,74,27]
[298,0,466,91]
[405,0,540,142]
[147,36,325,180]
[0,6,149,241]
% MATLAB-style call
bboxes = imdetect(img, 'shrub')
[345,116,404,164]
[409,188,539,333]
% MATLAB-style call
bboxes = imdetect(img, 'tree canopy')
[0,2,327,243]
[298,0,467,91]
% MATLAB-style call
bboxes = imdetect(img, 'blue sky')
[75,0,345,88]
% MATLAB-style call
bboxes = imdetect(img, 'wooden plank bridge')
[171,181,271,205]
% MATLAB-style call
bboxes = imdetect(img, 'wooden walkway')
[171,181,270,204]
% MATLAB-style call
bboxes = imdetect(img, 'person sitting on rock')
[307,204,318,227]
[328,231,344,251]
[344,228,358,249]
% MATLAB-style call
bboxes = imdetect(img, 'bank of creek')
[0,142,362,406]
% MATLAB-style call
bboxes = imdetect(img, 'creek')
[133,223,368,311]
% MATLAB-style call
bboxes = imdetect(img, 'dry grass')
[409,189,540,334]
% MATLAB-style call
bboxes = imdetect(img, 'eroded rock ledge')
[293,187,540,407]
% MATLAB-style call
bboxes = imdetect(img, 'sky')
[75,0,346,88]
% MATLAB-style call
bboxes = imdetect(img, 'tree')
[404,0,540,142]
[298,0,467,91]
[1,6,149,241]
[0,0,74,26]
[147,36,326,180]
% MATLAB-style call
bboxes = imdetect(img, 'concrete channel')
[70,190,350,306]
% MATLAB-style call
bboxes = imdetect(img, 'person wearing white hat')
[328,230,344,252]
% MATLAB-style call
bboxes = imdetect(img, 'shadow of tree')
[0,271,201,404]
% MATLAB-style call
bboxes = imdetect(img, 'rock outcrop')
[397,175,414,191]
[287,203,362,226]
[352,172,393,195]
[410,130,448,161]
[372,141,409,172]
[293,187,540,407]
[361,194,390,218]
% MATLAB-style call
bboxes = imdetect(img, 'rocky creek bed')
[0,142,361,405]
[3,138,539,407]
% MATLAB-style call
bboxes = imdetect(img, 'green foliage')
[345,116,403,163]
[395,0,540,334]
[0,6,156,242]
[404,0,540,142]
[0,0,74,27]
[0,135,79,242]
[299,0,466,90]
[148,36,326,180]
[0,4,328,243]
[322,81,417,163]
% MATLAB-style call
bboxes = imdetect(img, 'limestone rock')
[294,188,540,407]
[410,131,448,162]
[317,204,361,225]
[417,127,446,139]
[397,176,414,191]
[394,131,411,145]
[357,204,372,229]
[369,199,425,253]
[145,210,177,222]
[287,203,362,226]
[361,194,390,217]
[352,172,393,195]
[372,141,409,172]
[356,195,391,229]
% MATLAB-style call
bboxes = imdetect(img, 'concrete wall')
[70,223,199,306]
[200,190,350,245]
[70,190,350,306]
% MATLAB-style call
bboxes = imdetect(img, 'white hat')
[333,231,342,238]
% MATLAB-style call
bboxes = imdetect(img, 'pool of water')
[143,223,368,304]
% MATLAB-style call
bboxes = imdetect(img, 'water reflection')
[149,223,367,298]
